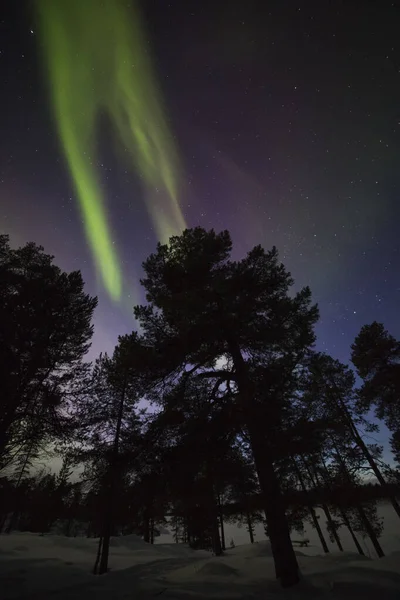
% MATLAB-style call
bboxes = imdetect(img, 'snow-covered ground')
[1,531,400,599]
[159,501,400,558]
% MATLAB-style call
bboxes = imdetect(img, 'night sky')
[1,2,399,450]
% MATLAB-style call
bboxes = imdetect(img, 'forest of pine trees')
[1,228,400,588]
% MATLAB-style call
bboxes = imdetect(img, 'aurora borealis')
[35,0,186,301]
[1,0,399,383]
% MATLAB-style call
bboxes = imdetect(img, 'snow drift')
[1,533,400,599]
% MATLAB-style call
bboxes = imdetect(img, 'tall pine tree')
[134,227,319,587]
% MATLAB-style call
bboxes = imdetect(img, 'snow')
[158,501,400,558]
[1,533,400,599]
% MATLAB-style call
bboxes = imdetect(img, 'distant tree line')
[1,229,399,588]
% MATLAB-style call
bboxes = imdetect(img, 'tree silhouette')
[0,234,96,468]
[134,227,319,587]
[70,333,148,574]
[3,228,398,580]
[352,322,400,473]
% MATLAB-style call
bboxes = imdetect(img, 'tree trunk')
[150,516,155,544]
[0,513,7,533]
[5,509,18,535]
[206,465,223,556]
[143,511,150,543]
[228,339,299,588]
[98,481,112,574]
[246,512,255,544]
[322,503,343,551]
[340,507,365,556]
[333,444,385,558]
[6,437,37,534]
[310,509,329,553]
[98,376,127,575]
[333,387,400,520]
[356,503,385,558]
[303,461,343,551]
[209,491,222,556]
[219,508,226,550]
[218,496,226,551]
[292,459,329,553]
[211,515,223,556]
[93,536,103,574]
[318,455,364,556]
[65,516,73,537]
[255,450,299,585]
[174,517,179,543]
[183,520,188,544]
[186,514,192,546]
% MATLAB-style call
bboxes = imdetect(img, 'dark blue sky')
[1,1,399,456]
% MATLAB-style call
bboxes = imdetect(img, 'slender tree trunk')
[340,507,365,556]
[333,444,385,558]
[303,460,343,551]
[65,515,73,537]
[174,517,179,543]
[186,514,192,546]
[143,511,150,543]
[183,520,188,544]
[208,487,222,555]
[333,388,400,520]
[98,474,113,574]
[0,513,7,533]
[219,515,226,550]
[218,496,226,551]
[205,464,223,556]
[319,455,364,556]
[292,459,329,553]
[93,536,103,574]
[5,509,19,534]
[322,503,343,551]
[6,437,37,534]
[355,503,385,558]
[150,516,154,544]
[246,512,255,544]
[98,377,127,575]
[228,338,299,588]
[211,515,222,555]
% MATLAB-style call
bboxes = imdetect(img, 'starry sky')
[1,1,399,450]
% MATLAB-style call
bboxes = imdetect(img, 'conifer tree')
[134,228,319,587]
[352,322,400,474]
[0,234,96,467]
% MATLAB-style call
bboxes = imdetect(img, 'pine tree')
[150,375,240,555]
[71,334,147,574]
[305,352,400,521]
[329,444,385,557]
[0,234,97,467]
[351,322,400,472]
[134,228,319,587]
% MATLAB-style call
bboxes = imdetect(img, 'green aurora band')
[35,0,186,301]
